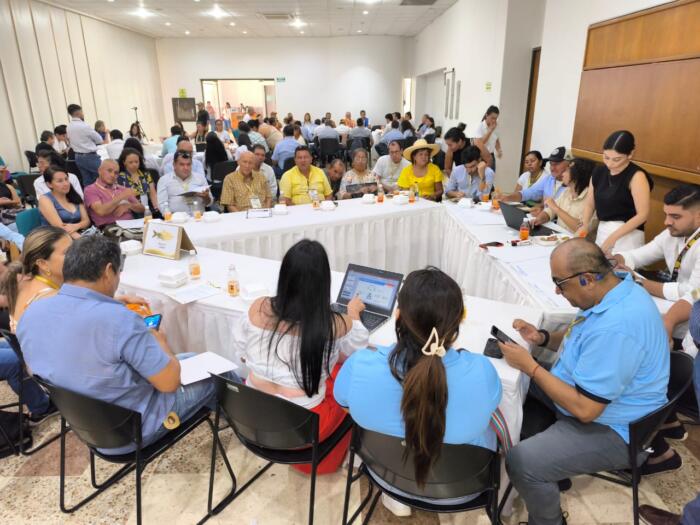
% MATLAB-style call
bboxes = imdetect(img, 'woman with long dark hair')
[128,122,144,143]
[475,105,502,169]
[203,131,231,180]
[335,267,501,516]
[38,167,91,238]
[443,126,490,175]
[578,130,652,253]
[232,239,368,473]
[515,150,546,192]
[123,137,160,171]
[400,119,416,138]
[117,147,159,213]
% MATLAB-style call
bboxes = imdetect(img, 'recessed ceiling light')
[357,29,362,33]
[132,6,153,18]
[229,21,235,26]
[242,30,248,34]
[193,0,200,2]
[290,18,307,28]
[300,30,305,34]
[207,3,229,18]
[165,22,171,26]
[363,10,369,15]
[185,30,190,35]
[107,0,115,3]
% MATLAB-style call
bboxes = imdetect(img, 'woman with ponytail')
[335,267,502,516]
[231,239,369,474]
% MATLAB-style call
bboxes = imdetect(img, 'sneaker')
[641,451,682,476]
[558,478,572,492]
[519,510,568,525]
[28,402,59,426]
[658,423,688,441]
[381,494,412,517]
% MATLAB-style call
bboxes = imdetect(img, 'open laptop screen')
[337,265,402,315]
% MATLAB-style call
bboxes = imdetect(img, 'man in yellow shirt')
[279,146,333,205]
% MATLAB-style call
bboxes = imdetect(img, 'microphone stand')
[131,106,149,142]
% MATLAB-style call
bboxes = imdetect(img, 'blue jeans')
[0,223,24,249]
[74,152,101,186]
[0,341,50,414]
[681,355,700,524]
[143,353,241,447]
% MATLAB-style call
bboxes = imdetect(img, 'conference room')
[0,0,698,524]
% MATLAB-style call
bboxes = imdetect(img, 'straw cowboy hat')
[403,139,441,161]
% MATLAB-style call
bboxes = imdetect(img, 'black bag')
[0,410,32,459]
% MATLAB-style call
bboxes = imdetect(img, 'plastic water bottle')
[227,264,240,297]
[188,250,201,280]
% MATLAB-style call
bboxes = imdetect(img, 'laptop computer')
[500,202,555,236]
[331,264,403,333]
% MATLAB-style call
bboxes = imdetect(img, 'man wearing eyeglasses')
[498,238,669,525]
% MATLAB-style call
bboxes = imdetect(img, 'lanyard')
[34,275,59,289]
[563,315,586,342]
[671,230,700,281]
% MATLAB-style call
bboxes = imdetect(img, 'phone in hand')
[490,325,515,345]
[483,338,503,359]
[144,313,162,331]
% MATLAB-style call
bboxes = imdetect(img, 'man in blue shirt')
[381,120,403,145]
[161,125,182,156]
[18,236,236,454]
[497,146,572,206]
[498,239,669,525]
[445,145,494,200]
[271,125,300,177]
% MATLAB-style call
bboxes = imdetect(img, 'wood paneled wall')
[0,0,165,173]
[571,0,700,241]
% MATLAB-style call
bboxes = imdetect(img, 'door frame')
[520,47,541,171]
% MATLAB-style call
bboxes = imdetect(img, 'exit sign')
[276,77,286,83]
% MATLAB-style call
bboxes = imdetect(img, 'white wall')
[0,0,164,172]
[530,0,671,155]
[156,36,406,132]
[409,0,509,136]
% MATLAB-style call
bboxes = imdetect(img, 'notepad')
[179,352,238,385]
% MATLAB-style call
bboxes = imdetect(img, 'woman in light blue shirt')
[334,267,502,510]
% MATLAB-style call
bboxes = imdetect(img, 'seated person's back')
[335,268,502,499]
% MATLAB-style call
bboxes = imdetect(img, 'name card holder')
[142,221,196,260]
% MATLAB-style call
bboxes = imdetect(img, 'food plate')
[474,201,492,211]
[533,234,571,246]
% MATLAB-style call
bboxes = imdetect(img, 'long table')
[180,198,445,275]
[120,247,543,442]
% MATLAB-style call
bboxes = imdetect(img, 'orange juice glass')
[194,210,203,221]
[492,198,500,210]
[163,210,173,221]
[481,193,490,202]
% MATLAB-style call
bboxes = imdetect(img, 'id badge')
[250,197,261,209]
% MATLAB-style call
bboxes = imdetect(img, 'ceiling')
[49,0,458,38]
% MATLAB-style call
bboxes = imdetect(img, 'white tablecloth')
[183,198,445,275]
[119,247,544,442]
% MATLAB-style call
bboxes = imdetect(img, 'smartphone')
[479,241,504,249]
[483,338,503,359]
[490,325,515,345]
[144,313,162,330]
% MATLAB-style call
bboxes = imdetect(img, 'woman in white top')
[232,240,368,474]
[222,102,232,131]
[515,150,547,192]
[214,119,231,144]
[533,158,597,234]
[475,106,502,169]
[338,149,377,199]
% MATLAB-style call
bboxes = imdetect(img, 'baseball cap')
[546,146,574,162]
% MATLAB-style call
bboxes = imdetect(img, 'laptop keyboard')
[331,304,387,331]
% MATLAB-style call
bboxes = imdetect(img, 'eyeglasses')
[119,253,126,273]
[552,268,611,291]
[175,152,192,160]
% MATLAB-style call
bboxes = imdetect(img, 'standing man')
[66,104,103,186]
[220,151,271,212]
[157,151,212,213]
[500,239,669,525]
[251,144,278,201]
[279,146,332,205]
[371,140,409,193]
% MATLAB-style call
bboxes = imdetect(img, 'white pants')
[595,220,645,254]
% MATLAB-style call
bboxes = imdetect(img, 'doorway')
[200,79,277,119]
[520,47,541,170]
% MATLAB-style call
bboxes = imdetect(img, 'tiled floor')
[1,384,698,525]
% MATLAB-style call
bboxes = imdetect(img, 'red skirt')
[292,362,351,475]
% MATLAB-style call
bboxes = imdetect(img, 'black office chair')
[282,157,296,173]
[211,160,237,202]
[318,138,343,167]
[65,159,84,188]
[347,137,371,162]
[34,377,232,525]
[499,351,695,525]
[403,135,417,147]
[15,174,41,207]
[374,142,388,158]
[195,142,207,153]
[200,374,353,525]
[24,150,38,173]
[342,424,501,524]
[0,329,60,455]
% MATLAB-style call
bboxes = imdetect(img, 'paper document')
[246,208,272,219]
[116,218,145,229]
[165,284,220,304]
[180,352,238,385]
[177,185,210,198]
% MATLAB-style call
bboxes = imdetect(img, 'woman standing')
[117,148,159,214]
[214,119,231,144]
[397,139,443,201]
[37,168,91,238]
[578,130,652,253]
[232,240,368,474]
[443,126,490,176]
[222,102,232,131]
[475,106,502,169]
[533,158,596,234]
[338,149,376,199]
[515,151,546,192]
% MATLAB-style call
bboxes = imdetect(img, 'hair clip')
[421,327,446,357]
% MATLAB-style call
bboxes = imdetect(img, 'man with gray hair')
[499,238,669,525]
[18,235,239,455]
